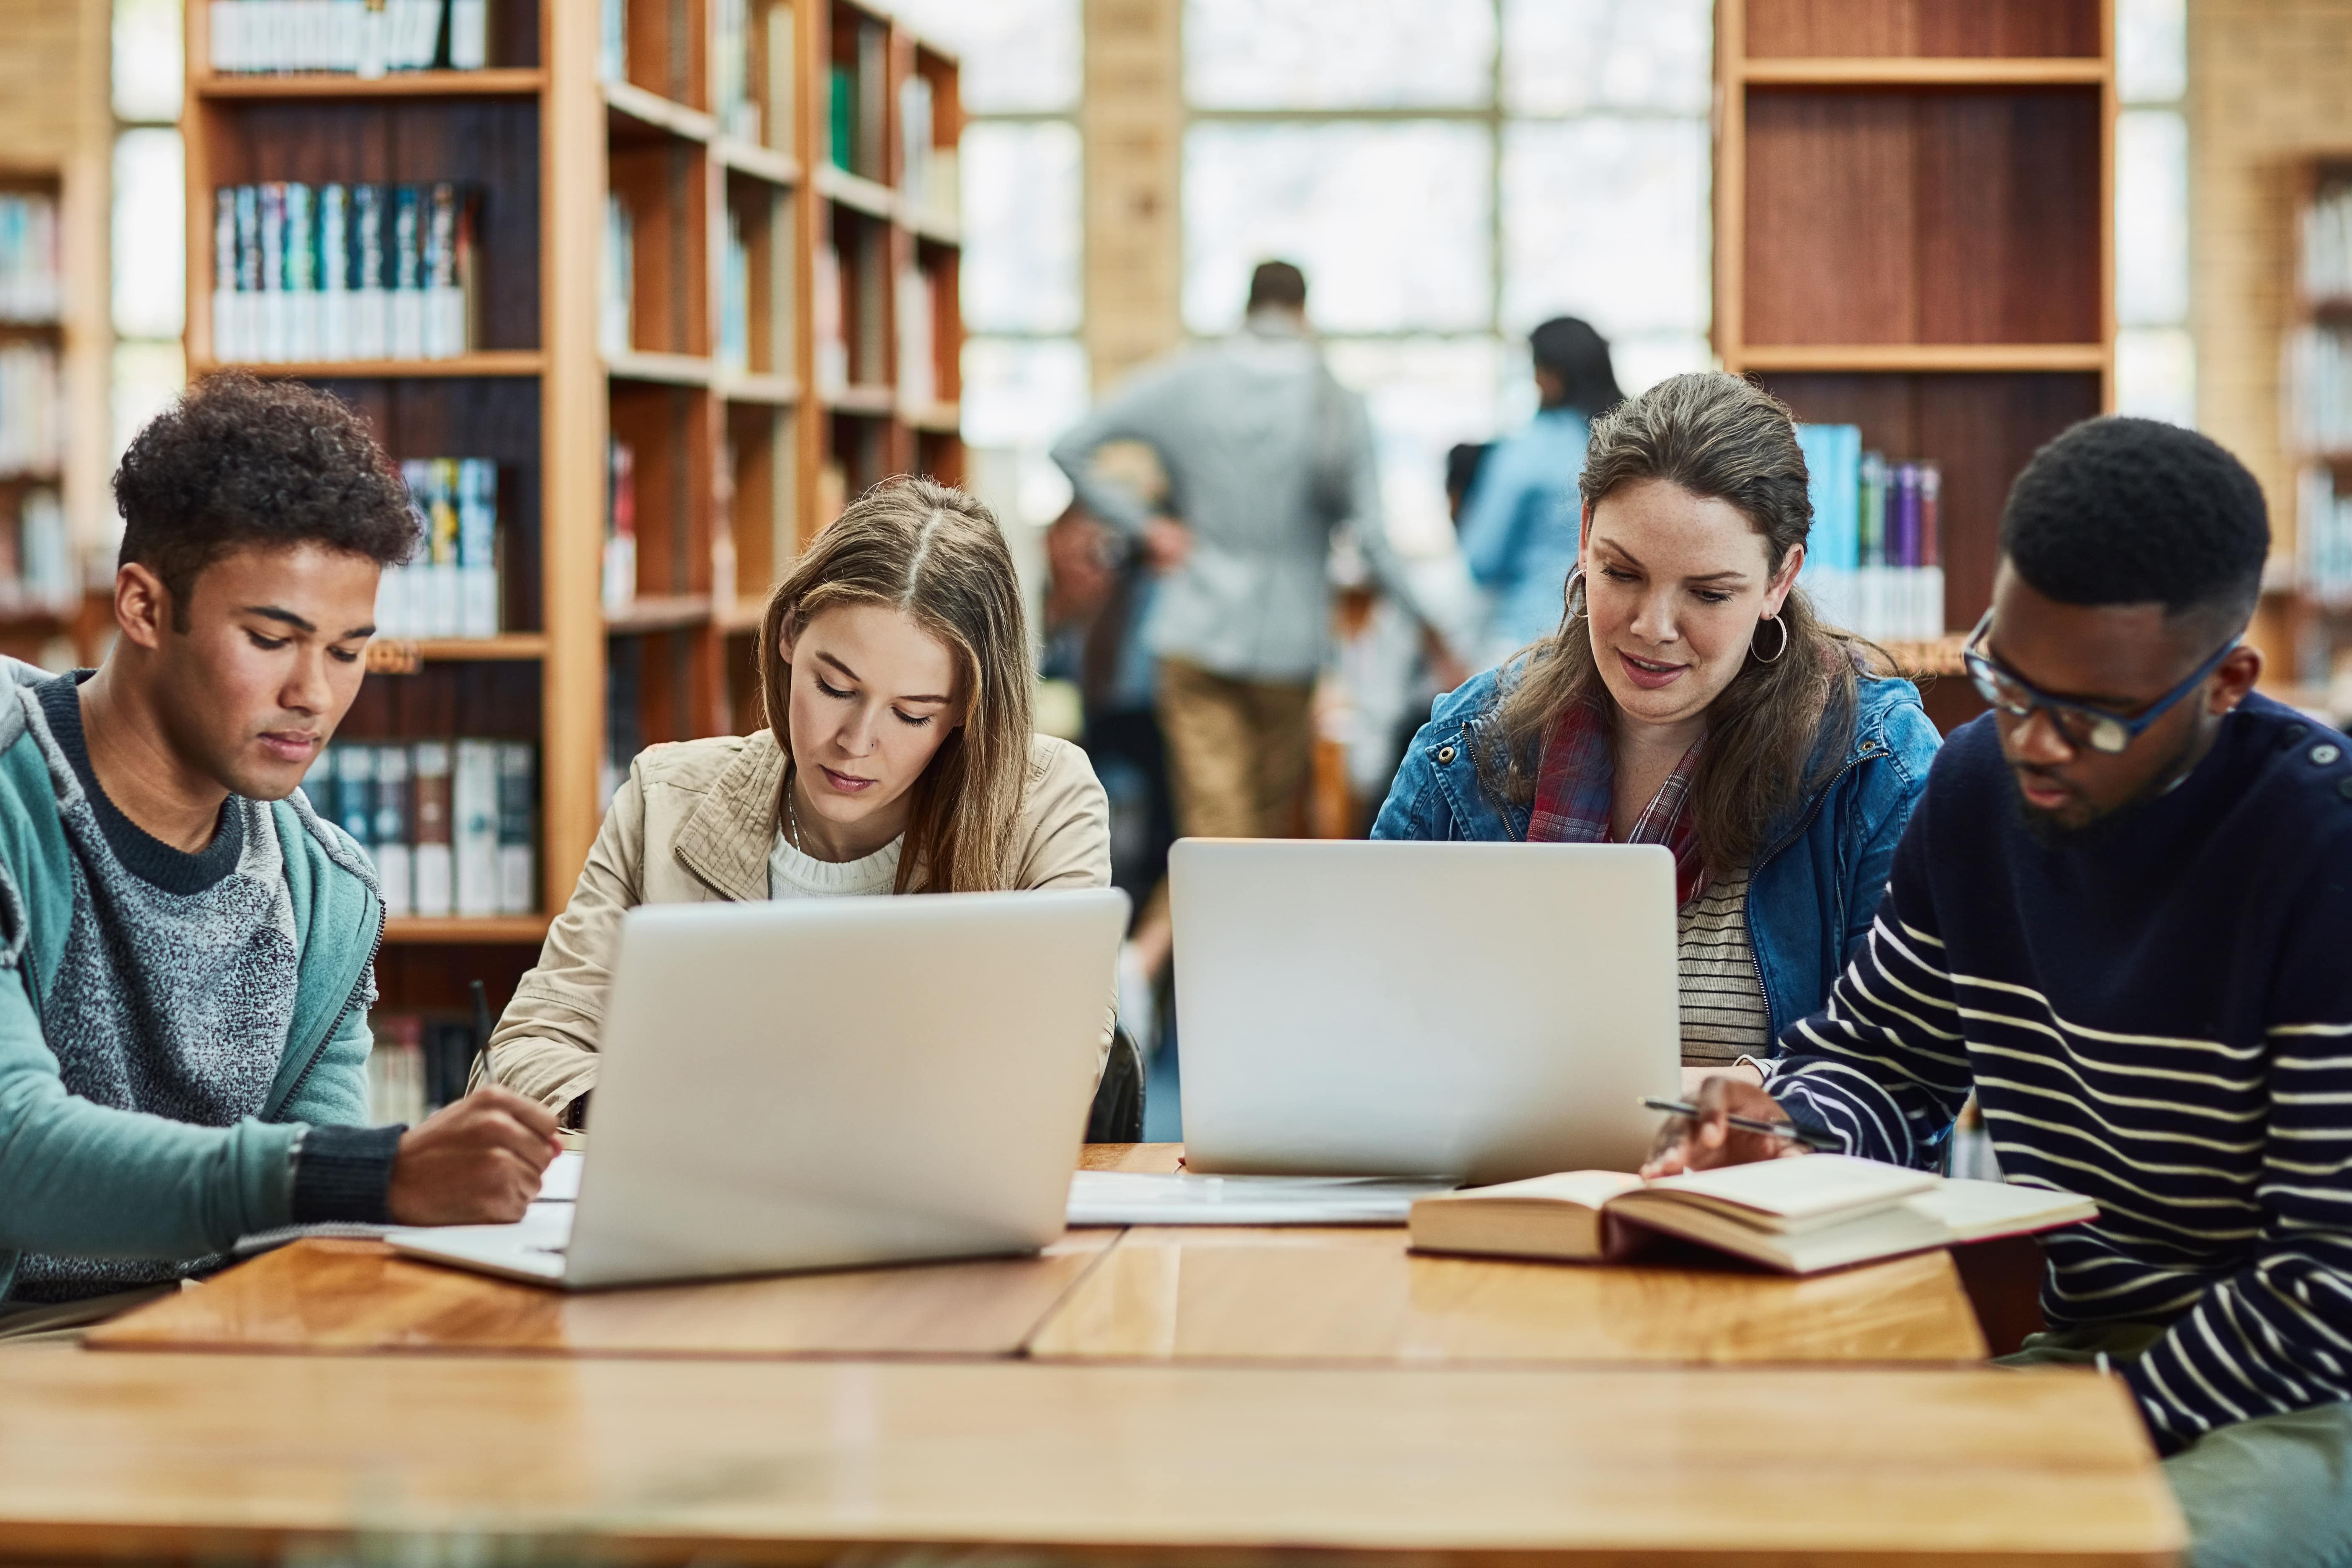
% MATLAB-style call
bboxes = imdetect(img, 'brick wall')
[2191,0,2352,570]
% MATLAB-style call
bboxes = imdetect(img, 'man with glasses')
[1650,417,2352,1568]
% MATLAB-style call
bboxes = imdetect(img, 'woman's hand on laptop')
[1641,1073,1811,1179]
[386,1087,563,1225]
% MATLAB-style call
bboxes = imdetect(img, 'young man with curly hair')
[0,372,558,1334]
[1652,417,2352,1567]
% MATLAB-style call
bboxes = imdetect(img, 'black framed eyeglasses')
[1961,611,2237,756]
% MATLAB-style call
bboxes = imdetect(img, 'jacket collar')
[672,730,786,902]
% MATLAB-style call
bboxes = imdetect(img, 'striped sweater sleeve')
[1763,814,1972,1168]
[2120,871,2352,1455]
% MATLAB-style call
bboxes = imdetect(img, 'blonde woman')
[489,477,1113,1126]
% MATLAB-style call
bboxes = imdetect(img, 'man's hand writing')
[1641,1071,1813,1178]
[385,1087,563,1226]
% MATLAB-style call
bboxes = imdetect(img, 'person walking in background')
[1460,317,1624,667]
[1050,260,1473,847]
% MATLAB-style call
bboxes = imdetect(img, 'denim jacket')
[1370,665,1943,1047]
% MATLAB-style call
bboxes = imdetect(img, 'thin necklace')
[785,778,805,853]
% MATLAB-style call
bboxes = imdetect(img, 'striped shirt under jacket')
[1763,697,2352,1455]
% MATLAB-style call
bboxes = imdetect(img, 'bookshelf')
[0,162,112,673]
[1714,0,2115,731]
[2275,155,2352,724]
[179,1,964,1010]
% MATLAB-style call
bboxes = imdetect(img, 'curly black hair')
[2002,416,2270,637]
[112,372,419,631]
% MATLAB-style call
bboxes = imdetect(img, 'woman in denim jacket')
[1373,373,1941,1077]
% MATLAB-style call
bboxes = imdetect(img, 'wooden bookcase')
[1714,0,2115,726]
[178,0,962,1011]
[2272,154,2352,721]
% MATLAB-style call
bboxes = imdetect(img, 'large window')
[111,0,188,519]
[2115,0,2192,426]
[1183,0,1714,552]
[885,0,1086,526]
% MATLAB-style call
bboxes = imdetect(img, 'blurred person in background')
[1051,260,1475,852]
[1461,317,1624,667]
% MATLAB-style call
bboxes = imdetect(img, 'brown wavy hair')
[1476,372,1879,879]
[757,476,1035,893]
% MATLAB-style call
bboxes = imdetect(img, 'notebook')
[1407,1154,2095,1275]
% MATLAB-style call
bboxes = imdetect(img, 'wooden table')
[0,1344,2182,1565]
[46,1146,2181,1563]
[92,1142,1984,1366]
[1029,1224,1987,1365]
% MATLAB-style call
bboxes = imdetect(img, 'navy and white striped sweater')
[1765,697,2352,1454]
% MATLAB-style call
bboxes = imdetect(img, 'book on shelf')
[306,737,538,917]
[208,0,488,77]
[366,1010,485,1125]
[604,438,637,610]
[600,193,634,358]
[900,77,932,212]
[1794,423,1945,642]
[850,229,888,386]
[719,206,750,373]
[896,265,935,409]
[715,0,761,144]
[2305,177,2352,301]
[2302,466,2352,607]
[811,241,847,393]
[765,4,795,159]
[599,0,627,84]
[379,458,500,638]
[1408,1154,2096,1276]
[2293,325,2352,453]
[213,181,478,364]
[827,62,855,176]
[857,19,888,183]
[0,488,78,613]
[0,193,61,324]
[0,342,63,479]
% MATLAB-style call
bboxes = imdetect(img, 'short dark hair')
[1246,260,1307,313]
[2001,416,2269,637]
[1528,317,1624,418]
[113,372,418,631]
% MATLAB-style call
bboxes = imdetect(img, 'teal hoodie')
[0,662,383,1298]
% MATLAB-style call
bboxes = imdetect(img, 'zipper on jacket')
[273,901,386,1120]
[1742,740,1884,1042]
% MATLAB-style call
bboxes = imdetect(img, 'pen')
[1639,1097,1839,1152]
[470,978,497,1091]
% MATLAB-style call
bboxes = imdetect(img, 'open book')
[1408,1154,2095,1275]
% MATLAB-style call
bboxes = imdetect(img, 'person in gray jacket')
[1051,260,1469,843]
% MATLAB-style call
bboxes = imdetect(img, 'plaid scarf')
[1526,698,1708,906]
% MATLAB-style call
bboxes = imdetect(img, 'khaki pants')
[1157,658,1316,840]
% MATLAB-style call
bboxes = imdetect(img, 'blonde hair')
[757,476,1035,893]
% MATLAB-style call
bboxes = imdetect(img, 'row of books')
[604,439,638,610]
[208,0,489,75]
[600,193,634,358]
[713,0,783,147]
[367,1012,482,1126]
[0,344,62,479]
[2291,326,2352,453]
[899,77,957,227]
[305,739,536,919]
[812,235,888,392]
[1795,425,1946,642]
[211,182,479,364]
[381,458,501,639]
[827,15,889,180]
[2305,181,2352,300]
[0,489,79,613]
[2300,467,2352,606]
[0,195,60,324]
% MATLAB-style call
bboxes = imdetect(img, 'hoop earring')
[1562,569,1589,625]
[1752,615,1790,664]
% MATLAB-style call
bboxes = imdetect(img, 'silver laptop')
[1171,839,1680,1184]
[389,888,1129,1288]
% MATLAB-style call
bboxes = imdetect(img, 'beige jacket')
[488,730,1114,1116]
